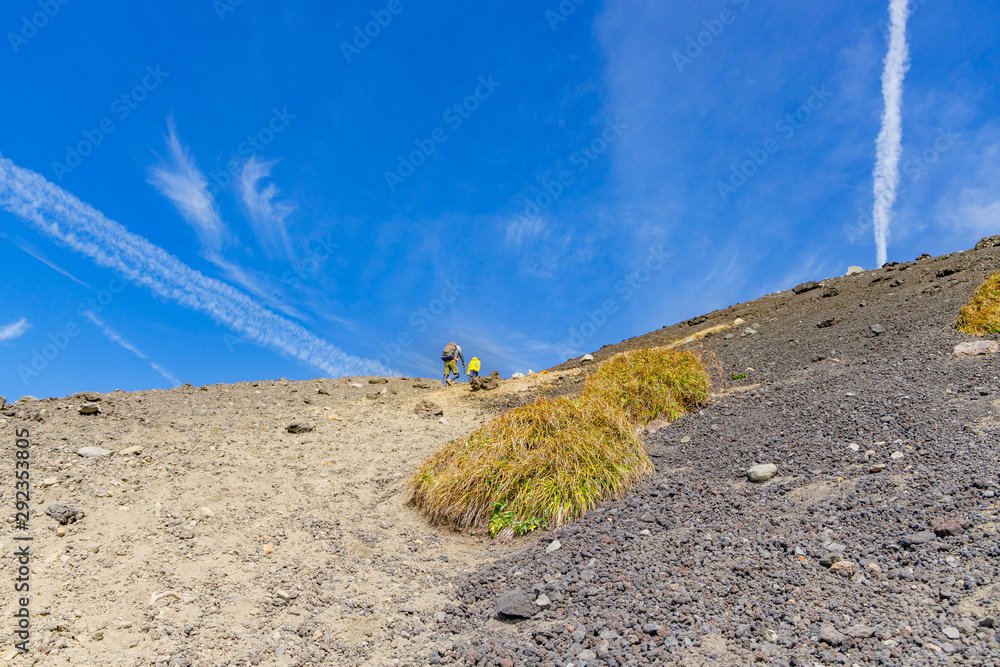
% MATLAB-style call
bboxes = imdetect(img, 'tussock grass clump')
[409,396,650,534]
[958,272,1000,334]
[583,348,710,424]
[409,348,710,535]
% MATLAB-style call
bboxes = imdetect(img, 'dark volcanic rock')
[470,371,501,392]
[46,504,85,525]
[901,530,936,548]
[496,589,537,619]
[792,281,822,295]
[285,422,314,434]
[415,400,444,419]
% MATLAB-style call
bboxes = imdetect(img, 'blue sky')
[1,0,998,399]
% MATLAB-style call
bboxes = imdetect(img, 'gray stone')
[45,504,85,525]
[580,354,594,363]
[545,539,561,554]
[470,371,501,392]
[954,341,999,357]
[642,622,662,635]
[578,649,597,661]
[79,404,100,415]
[415,400,444,419]
[870,324,887,335]
[942,627,961,640]
[747,464,777,483]
[77,446,113,458]
[845,625,875,638]
[496,589,537,619]
[819,624,844,646]
[846,266,864,276]
[535,594,551,609]
[901,530,936,547]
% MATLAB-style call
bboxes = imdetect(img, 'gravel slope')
[2,244,999,666]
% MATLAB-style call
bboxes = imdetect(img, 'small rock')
[545,540,561,554]
[415,400,444,419]
[829,561,855,575]
[792,281,822,294]
[117,446,142,456]
[640,513,656,523]
[79,404,100,415]
[646,419,670,434]
[869,324,887,335]
[890,451,904,460]
[901,530,936,547]
[496,589,537,619]
[435,612,447,622]
[642,622,662,635]
[263,544,274,554]
[747,464,777,483]
[817,318,842,328]
[580,354,594,363]
[680,436,691,444]
[285,423,314,434]
[819,624,844,646]
[198,507,214,518]
[847,443,860,452]
[979,617,996,629]
[578,649,597,661]
[275,589,297,601]
[954,341,999,357]
[510,373,525,379]
[40,477,58,488]
[942,627,961,640]
[368,378,389,384]
[867,562,882,574]
[470,371,501,392]
[77,446,113,458]
[439,417,449,425]
[933,519,966,537]
[535,594,551,609]
[846,266,864,276]
[46,504,85,525]
[845,625,875,639]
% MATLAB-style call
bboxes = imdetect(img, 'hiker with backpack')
[441,342,465,386]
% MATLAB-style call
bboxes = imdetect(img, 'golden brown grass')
[408,348,710,536]
[583,348,710,424]
[958,272,1000,335]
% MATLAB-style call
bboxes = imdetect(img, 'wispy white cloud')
[505,215,547,249]
[0,318,30,342]
[7,233,92,288]
[872,0,911,266]
[239,158,296,261]
[148,117,230,257]
[81,311,182,387]
[0,156,393,378]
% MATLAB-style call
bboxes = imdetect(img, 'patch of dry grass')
[409,348,710,535]
[583,348,710,424]
[958,272,1000,335]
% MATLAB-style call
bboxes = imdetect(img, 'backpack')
[441,342,458,362]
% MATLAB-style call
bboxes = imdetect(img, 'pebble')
[890,451,904,459]
[943,627,961,640]
[747,463,777,483]
[117,446,142,456]
[77,446,113,458]
[545,540,561,553]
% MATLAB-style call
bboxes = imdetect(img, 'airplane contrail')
[872,0,911,267]
[0,157,393,378]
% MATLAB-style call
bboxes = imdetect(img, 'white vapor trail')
[872,0,911,267]
[82,311,183,387]
[0,157,393,378]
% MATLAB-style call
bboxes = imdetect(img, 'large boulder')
[470,371,501,392]
[954,341,998,357]
[496,589,537,619]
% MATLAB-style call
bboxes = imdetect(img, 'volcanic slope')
[433,244,1000,666]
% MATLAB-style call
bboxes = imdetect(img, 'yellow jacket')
[468,357,481,373]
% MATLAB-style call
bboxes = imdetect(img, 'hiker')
[441,342,465,386]
[467,356,481,378]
